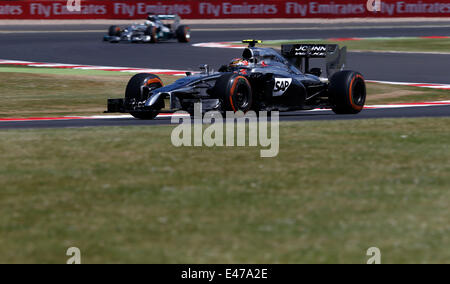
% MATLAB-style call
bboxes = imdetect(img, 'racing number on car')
[273,78,292,97]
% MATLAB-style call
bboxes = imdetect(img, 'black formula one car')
[106,40,366,119]
[104,14,190,43]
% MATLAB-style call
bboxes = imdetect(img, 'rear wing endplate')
[281,44,347,77]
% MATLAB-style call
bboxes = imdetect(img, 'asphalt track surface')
[1,106,449,129]
[0,20,449,129]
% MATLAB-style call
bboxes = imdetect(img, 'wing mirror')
[199,64,213,75]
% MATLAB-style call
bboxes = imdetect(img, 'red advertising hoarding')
[0,0,449,19]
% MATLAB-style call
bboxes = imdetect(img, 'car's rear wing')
[155,14,179,21]
[281,44,347,77]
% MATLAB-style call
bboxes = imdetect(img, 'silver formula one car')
[106,40,366,119]
[103,14,190,43]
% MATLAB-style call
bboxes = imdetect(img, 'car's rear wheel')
[108,25,121,36]
[125,73,163,119]
[176,25,190,43]
[213,73,252,112]
[328,71,366,114]
[145,26,158,43]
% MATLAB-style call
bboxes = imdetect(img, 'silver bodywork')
[104,15,182,43]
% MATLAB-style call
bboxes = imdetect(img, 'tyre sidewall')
[125,73,163,119]
[108,25,120,36]
[145,26,158,43]
[329,71,366,114]
[176,25,190,43]
[125,73,162,101]
[214,73,253,112]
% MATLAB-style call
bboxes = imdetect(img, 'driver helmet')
[147,14,157,22]
[229,58,249,68]
[145,20,151,25]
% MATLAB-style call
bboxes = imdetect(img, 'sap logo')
[273,78,292,96]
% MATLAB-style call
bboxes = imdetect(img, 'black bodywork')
[106,41,365,117]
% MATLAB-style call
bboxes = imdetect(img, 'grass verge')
[0,118,449,263]
[0,66,177,118]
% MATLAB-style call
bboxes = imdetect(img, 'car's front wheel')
[176,25,190,43]
[108,25,121,36]
[145,26,158,43]
[125,73,163,119]
[328,70,366,114]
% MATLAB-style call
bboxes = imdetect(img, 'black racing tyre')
[125,73,163,119]
[328,70,366,114]
[145,26,158,43]
[175,25,190,43]
[108,25,121,36]
[213,73,252,112]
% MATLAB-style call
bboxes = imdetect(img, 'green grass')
[252,38,450,53]
[366,82,450,104]
[0,65,448,118]
[0,67,177,118]
[0,66,138,77]
[0,118,449,263]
